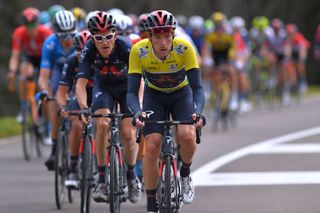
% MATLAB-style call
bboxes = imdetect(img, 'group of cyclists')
[7,4,313,213]
[7,5,206,213]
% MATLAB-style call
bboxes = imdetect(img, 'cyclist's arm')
[186,68,205,114]
[127,73,142,114]
[127,43,143,114]
[8,50,20,75]
[76,78,89,109]
[38,68,51,92]
[56,85,69,109]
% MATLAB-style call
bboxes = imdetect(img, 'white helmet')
[230,16,245,29]
[52,10,76,33]
[107,8,124,16]
[114,14,133,35]
[188,15,204,29]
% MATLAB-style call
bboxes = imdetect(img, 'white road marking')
[192,126,320,186]
[252,143,320,154]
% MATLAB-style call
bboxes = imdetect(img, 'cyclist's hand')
[132,111,146,128]
[35,91,48,102]
[80,107,91,125]
[58,106,69,118]
[192,113,206,128]
[7,71,15,93]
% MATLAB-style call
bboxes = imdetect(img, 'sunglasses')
[57,32,76,40]
[93,33,115,42]
[150,27,173,34]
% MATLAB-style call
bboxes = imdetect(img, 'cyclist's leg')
[142,87,166,212]
[171,86,196,204]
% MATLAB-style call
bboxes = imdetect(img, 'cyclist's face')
[150,32,173,60]
[93,31,117,58]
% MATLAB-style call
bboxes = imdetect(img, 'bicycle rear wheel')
[109,145,121,213]
[80,135,92,213]
[55,130,68,209]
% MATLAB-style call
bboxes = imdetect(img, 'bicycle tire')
[109,145,121,213]
[55,130,67,209]
[21,108,34,161]
[80,135,92,213]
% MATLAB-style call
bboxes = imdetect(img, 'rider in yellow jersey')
[127,10,206,213]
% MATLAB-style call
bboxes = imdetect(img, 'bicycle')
[91,109,132,213]
[54,112,80,209]
[20,79,46,161]
[136,111,201,213]
[79,117,96,213]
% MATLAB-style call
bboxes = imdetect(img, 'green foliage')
[0,116,21,138]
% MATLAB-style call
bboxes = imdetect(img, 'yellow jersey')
[129,37,199,93]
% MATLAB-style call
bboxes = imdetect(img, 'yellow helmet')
[211,12,226,24]
[72,7,86,20]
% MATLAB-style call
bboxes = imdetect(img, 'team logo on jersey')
[139,47,149,58]
[173,44,187,55]
[80,46,89,63]
[168,64,178,71]
[46,41,55,50]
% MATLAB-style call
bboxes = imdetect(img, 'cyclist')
[7,7,52,126]
[314,24,320,60]
[285,23,310,95]
[202,12,238,111]
[56,30,92,186]
[75,11,141,203]
[72,7,87,30]
[38,10,76,170]
[127,10,206,213]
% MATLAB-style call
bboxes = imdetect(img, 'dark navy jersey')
[59,53,94,92]
[77,35,132,87]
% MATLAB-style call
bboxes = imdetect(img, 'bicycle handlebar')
[135,119,202,144]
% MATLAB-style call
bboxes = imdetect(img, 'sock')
[146,189,158,212]
[98,166,106,183]
[180,161,192,177]
[127,164,136,181]
[70,155,78,173]
[51,139,57,156]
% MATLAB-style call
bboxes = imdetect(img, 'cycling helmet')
[252,16,269,30]
[114,14,133,35]
[211,12,226,24]
[188,15,204,30]
[52,10,76,33]
[22,7,40,25]
[271,18,283,30]
[138,13,148,32]
[39,11,50,24]
[146,10,177,33]
[107,8,124,16]
[72,7,87,21]
[176,14,188,28]
[286,23,298,34]
[230,16,245,29]
[48,4,65,20]
[87,11,116,34]
[73,30,92,51]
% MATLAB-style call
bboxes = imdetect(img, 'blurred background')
[0,0,319,117]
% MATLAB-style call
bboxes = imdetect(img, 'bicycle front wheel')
[109,145,121,213]
[55,130,68,209]
[80,135,92,213]
[21,109,34,161]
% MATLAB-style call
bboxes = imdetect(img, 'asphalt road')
[1,96,320,213]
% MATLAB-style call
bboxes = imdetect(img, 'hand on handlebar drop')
[80,107,92,125]
[132,111,146,128]
[192,113,206,128]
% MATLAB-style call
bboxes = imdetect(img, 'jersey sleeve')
[183,40,200,71]
[12,28,22,52]
[59,55,76,87]
[78,41,94,79]
[128,43,143,75]
[40,36,55,69]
